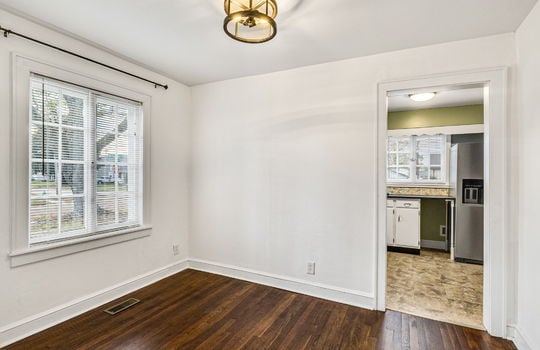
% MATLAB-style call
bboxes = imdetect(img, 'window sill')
[9,225,152,267]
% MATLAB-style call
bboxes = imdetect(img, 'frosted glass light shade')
[224,0,278,44]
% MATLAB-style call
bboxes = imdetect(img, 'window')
[387,135,447,184]
[29,74,143,245]
[10,55,151,266]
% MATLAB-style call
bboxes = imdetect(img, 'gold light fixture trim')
[224,0,278,44]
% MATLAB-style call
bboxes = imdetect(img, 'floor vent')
[104,298,140,315]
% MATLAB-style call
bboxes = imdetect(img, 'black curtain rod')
[0,25,168,90]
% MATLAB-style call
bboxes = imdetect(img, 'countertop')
[387,194,456,200]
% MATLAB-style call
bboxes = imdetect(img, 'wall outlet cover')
[440,225,447,237]
[307,261,316,275]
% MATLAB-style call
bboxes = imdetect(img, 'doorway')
[376,68,509,337]
[384,87,485,328]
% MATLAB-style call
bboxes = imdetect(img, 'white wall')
[0,8,191,333]
[191,34,515,303]
[515,2,540,348]
[1,4,533,346]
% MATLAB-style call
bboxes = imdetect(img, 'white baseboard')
[188,258,375,310]
[421,239,447,250]
[507,324,533,350]
[0,259,189,348]
[1,258,377,347]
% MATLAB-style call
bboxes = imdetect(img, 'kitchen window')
[387,135,448,184]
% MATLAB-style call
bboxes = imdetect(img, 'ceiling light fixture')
[224,0,278,44]
[409,92,436,102]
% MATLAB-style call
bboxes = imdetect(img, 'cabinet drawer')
[387,199,395,208]
[395,199,420,209]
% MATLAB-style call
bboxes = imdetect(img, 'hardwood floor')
[4,269,515,350]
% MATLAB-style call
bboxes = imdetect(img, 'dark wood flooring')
[4,269,516,350]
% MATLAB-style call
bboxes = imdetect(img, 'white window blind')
[387,135,447,184]
[414,136,445,181]
[29,74,143,245]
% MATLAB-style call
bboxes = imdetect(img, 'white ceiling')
[388,88,484,112]
[0,0,536,86]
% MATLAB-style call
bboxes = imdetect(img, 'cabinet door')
[395,208,420,248]
[386,207,395,245]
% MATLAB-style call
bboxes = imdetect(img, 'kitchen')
[384,87,485,329]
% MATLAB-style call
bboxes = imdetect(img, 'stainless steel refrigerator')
[449,143,484,264]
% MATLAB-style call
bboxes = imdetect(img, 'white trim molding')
[10,53,153,267]
[377,67,510,337]
[0,258,375,347]
[507,325,533,350]
[387,123,484,137]
[0,259,189,348]
[189,258,375,310]
[9,226,152,267]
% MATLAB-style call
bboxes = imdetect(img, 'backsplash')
[387,186,451,197]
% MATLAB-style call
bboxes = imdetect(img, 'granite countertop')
[387,186,455,199]
[387,194,455,200]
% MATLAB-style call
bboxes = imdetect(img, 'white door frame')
[376,67,509,337]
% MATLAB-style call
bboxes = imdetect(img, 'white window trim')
[386,135,450,187]
[10,53,152,267]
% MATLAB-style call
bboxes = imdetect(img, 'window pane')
[118,165,129,192]
[398,139,410,152]
[388,167,399,180]
[61,94,85,127]
[30,198,59,239]
[61,197,85,232]
[31,84,60,123]
[388,153,396,166]
[61,164,85,196]
[62,128,84,161]
[416,136,443,164]
[430,153,441,165]
[117,133,129,164]
[398,167,410,179]
[31,124,59,160]
[416,167,429,180]
[398,154,410,166]
[96,102,117,163]
[388,139,397,152]
[430,167,442,180]
[96,164,116,192]
[118,195,129,223]
[97,195,116,226]
[416,148,429,166]
[31,162,58,197]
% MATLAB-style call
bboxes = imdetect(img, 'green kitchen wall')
[388,104,483,130]
[420,199,447,242]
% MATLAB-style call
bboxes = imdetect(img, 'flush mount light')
[224,0,278,44]
[409,92,436,102]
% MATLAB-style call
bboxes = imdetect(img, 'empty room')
[0,1,539,349]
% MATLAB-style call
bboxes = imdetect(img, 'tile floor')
[386,249,483,329]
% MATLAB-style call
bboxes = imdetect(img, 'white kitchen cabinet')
[387,199,421,249]
[386,207,395,245]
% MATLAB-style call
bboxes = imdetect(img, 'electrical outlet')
[307,261,316,275]
[172,244,179,256]
[440,225,447,237]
